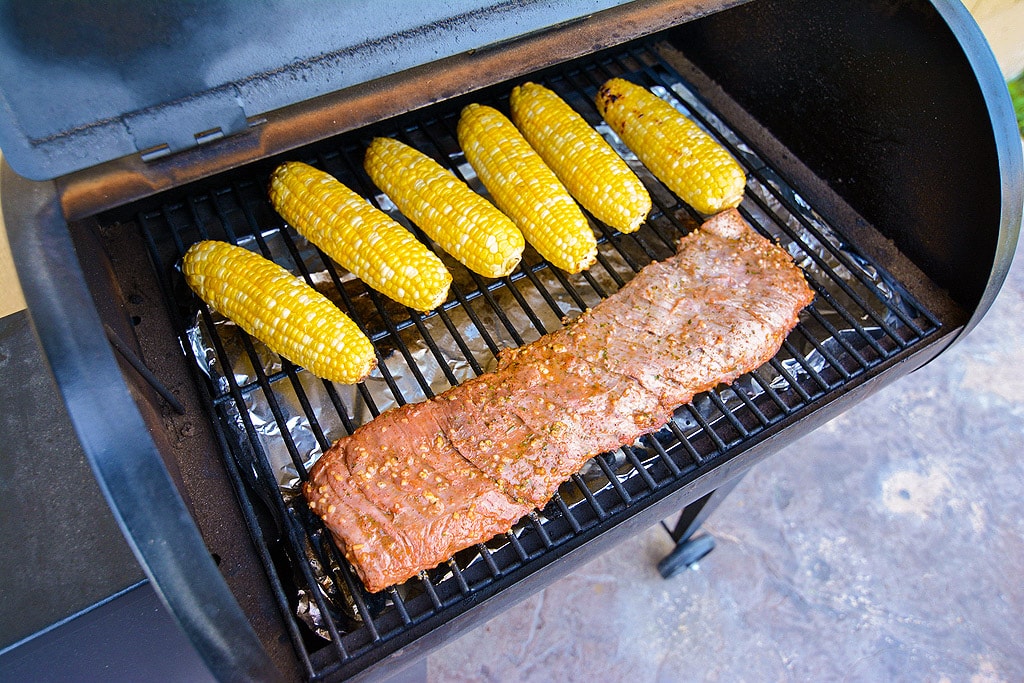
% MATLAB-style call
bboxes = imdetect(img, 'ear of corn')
[595,78,746,215]
[182,240,377,384]
[509,82,651,234]
[457,103,598,274]
[363,137,525,278]
[269,161,452,312]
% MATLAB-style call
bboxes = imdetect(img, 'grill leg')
[657,473,746,578]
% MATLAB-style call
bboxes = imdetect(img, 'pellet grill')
[2,0,1020,680]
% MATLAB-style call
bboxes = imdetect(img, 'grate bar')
[408,311,463,388]
[730,381,774,428]
[592,453,633,506]
[475,543,503,578]
[521,264,574,321]
[781,338,832,393]
[682,403,727,453]
[501,268,554,337]
[643,434,683,478]
[528,512,554,549]
[570,473,607,519]
[504,531,530,563]
[434,306,487,376]
[707,390,750,439]
[621,445,658,491]
[385,587,413,626]
[551,493,583,533]
[766,358,811,403]
[798,309,864,378]
[322,379,359,436]
[663,417,706,467]
[419,576,443,611]
[447,560,472,595]
[756,371,795,416]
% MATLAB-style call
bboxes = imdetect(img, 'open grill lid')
[0,0,645,181]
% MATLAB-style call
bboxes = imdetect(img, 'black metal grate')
[125,42,942,680]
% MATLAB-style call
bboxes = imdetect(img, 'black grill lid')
[0,0,628,181]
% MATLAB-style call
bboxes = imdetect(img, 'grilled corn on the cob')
[269,161,452,312]
[510,82,651,234]
[595,78,745,215]
[457,103,597,274]
[363,137,525,278]
[182,240,376,384]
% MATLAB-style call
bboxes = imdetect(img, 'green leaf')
[1009,72,1024,137]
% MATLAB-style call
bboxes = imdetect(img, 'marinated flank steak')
[305,209,815,592]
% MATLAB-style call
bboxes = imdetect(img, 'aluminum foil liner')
[182,79,934,636]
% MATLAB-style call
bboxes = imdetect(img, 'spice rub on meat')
[305,209,815,592]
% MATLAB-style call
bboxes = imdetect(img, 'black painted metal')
[103,323,186,414]
[657,534,716,578]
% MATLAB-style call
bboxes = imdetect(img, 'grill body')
[3,1,1020,680]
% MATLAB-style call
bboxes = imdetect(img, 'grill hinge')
[124,89,250,163]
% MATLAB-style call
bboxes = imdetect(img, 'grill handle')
[2,160,282,683]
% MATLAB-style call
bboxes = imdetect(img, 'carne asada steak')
[305,209,815,592]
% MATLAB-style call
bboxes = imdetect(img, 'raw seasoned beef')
[306,209,815,592]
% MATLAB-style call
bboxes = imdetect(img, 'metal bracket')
[657,472,747,578]
[124,90,249,163]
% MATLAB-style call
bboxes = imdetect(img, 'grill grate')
[124,42,942,680]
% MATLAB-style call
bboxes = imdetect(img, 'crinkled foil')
[183,80,933,637]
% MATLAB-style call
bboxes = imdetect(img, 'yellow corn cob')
[509,82,651,234]
[269,161,452,312]
[457,103,597,274]
[595,78,746,215]
[182,240,376,384]
[363,137,525,278]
